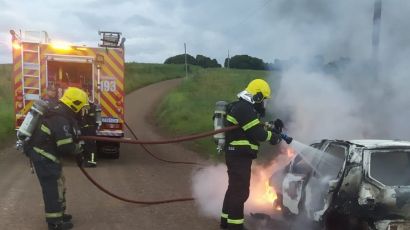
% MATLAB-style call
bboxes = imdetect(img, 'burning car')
[270,139,410,230]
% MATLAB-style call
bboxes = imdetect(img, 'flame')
[246,146,296,213]
[262,181,277,203]
[287,147,295,158]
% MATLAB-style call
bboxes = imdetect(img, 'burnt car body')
[271,139,410,230]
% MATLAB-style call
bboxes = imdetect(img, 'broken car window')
[370,150,410,186]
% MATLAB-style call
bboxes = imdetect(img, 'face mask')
[254,102,266,118]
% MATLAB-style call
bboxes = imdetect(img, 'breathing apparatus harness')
[16,100,49,150]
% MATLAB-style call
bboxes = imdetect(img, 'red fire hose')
[123,121,203,166]
[77,125,239,205]
[78,165,195,205]
[79,126,238,144]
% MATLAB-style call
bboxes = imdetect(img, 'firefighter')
[220,79,284,230]
[45,84,59,106]
[80,101,98,167]
[24,87,89,230]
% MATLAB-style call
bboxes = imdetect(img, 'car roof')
[348,139,410,149]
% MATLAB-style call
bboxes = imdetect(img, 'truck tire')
[97,141,120,159]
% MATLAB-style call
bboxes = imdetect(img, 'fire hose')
[80,126,239,144]
[77,125,239,205]
[123,121,203,166]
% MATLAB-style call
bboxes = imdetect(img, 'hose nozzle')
[280,133,293,144]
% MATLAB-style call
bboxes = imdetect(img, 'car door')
[304,142,348,221]
[281,142,323,215]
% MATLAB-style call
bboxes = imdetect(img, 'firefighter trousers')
[29,150,66,224]
[221,152,252,230]
[82,126,97,164]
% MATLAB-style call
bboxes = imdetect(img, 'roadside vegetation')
[156,68,279,158]
[125,63,201,93]
[0,64,13,145]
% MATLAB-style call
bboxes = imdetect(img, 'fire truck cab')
[10,30,125,158]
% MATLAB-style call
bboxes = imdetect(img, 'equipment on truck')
[11,30,126,158]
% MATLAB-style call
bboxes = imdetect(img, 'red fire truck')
[10,30,125,158]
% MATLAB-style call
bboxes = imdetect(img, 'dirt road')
[0,79,221,230]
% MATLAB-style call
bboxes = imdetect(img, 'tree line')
[164,54,275,70]
[164,54,352,73]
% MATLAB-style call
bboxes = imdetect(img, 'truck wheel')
[97,141,120,159]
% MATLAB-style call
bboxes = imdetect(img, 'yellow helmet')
[246,79,271,99]
[59,87,89,113]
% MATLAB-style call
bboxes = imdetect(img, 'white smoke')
[191,164,228,218]
[263,0,410,143]
[271,67,367,143]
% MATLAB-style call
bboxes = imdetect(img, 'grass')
[0,64,14,145]
[156,68,280,158]
[125,63,201,93]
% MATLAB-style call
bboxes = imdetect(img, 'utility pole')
[184,43,188,78]
[372,0,382,60]
[227,49,230,69]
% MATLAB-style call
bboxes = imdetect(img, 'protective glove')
[269,133,282,145]
[274,119,284,133]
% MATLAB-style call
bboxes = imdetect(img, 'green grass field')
[0,64,13,143]
[155,68,279,157]
[125,63,201,93]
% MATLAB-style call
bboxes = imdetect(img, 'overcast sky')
[0,0,408,65]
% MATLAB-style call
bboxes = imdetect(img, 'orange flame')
[287,147,295,158]
[247,146,296,212]
[262,181,277,203]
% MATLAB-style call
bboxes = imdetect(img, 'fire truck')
[10,30,125,158]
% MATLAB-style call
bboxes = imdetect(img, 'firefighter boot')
[220,217,228,229]
[84,161,97,167]
[63,214,72,222]
[228,224,248,230]
[48,221,73,230]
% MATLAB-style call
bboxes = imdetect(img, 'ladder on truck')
[21,42,41,107]
[20,31,48,107]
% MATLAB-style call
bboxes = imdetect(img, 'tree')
[196,55,221,68]
[226,55,266,70]
[164,54,197,65]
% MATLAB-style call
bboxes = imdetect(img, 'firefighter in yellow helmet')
[24,87,88,230]
[220,79,284,230]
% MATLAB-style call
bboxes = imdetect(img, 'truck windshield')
[370,150,410,186]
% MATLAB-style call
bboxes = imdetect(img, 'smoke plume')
[264,0,410,143]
